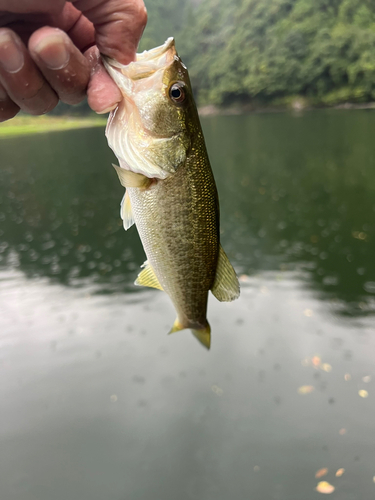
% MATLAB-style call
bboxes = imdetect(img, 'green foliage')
[142,0,375,106]
[139,0,193,53]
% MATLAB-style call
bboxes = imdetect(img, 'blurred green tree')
[140,0,375,107]
[55,0,375,112]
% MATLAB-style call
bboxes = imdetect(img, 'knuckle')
[55,70,90,98]
[19,81,58,115]
[115,0,147,31]
[50,68,89,105]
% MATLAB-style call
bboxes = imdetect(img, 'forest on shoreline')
[141,0,375,109]
[46,0,375,115]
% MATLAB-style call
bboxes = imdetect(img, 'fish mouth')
[103,39,185,179]
[136,37,176,64]
[102,38,177,85]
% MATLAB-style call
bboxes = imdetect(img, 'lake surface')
[1,109,375,500]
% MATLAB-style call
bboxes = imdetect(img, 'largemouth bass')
[102,38,239,349]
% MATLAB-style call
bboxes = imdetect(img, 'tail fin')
[191,323,211,349]
[169,318,211,350]
[169,318,185,334]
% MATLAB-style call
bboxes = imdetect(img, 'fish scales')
[103,38,239,349]
[129,130,219,328]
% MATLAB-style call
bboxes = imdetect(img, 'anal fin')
[134,261,163,290]
[211,245,240,302]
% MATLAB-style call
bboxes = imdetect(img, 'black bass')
[102,38,239,349]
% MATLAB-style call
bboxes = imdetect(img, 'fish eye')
[169,82,186,104]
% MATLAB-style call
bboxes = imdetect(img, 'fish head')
[103,38,197,180]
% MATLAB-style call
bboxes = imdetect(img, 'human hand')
[0,0,147,121]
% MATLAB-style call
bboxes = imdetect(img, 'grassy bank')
[0,115,107,138]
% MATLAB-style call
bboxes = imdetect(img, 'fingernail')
[34,33,70,70]
[0,31,24,73]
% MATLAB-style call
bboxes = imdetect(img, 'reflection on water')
[204,111,375,317]
[1,110,375,314]
[0,128,143,292]
[1,110,375,500]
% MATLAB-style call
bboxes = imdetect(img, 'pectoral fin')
[120,191,134,230]
[112,164,152,188]
[211,245,240,302]
[134,261,163,290]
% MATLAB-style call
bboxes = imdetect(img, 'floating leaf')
[344,373,351,381]
[211,385,223,396]
[239,274,249,283]
[312,356,321,367]
[304,309,313,317]
[316,481,335,494]
[110,394,118,402]
[362,376,371,383]
[315,468,328,478]
[322,363,332,372]
[363,281,375,293]
[335,468,345,477]
[352,231,368,241]
[359,390,369,398]
[298,385,314,394]
[253,466,260,472]
[339,428,347,435]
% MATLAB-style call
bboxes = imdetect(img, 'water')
[0,110,375,500]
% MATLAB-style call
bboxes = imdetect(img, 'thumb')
[72,0,147,64]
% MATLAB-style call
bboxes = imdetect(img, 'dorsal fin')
[134,261,163,290]
[211,245,240,302]
[120,190,134,230]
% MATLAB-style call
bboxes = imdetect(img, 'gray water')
[1,110,375,500]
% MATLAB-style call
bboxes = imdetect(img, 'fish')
[102,38,239,349]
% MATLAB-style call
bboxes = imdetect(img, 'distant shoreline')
[198,101,375,116]
[1,101,375,139]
